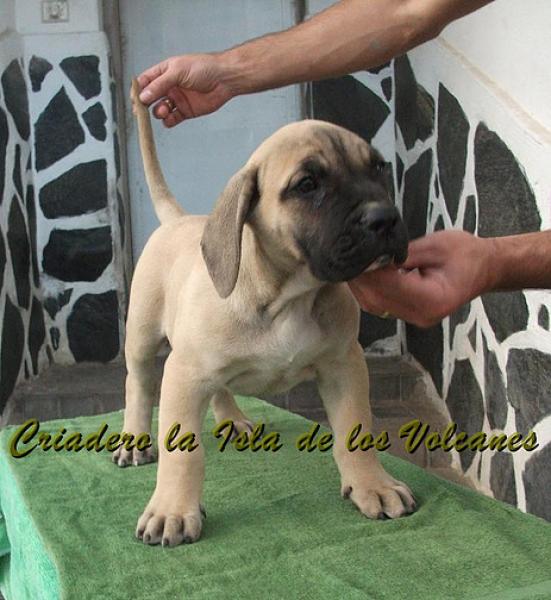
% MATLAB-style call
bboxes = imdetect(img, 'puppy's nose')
[364,206,400,238]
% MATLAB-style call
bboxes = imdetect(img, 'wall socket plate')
[41,0,69,23]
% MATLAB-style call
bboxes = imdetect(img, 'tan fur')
[114,80,415,547]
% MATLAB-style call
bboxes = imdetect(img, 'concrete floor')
[1,354,475,489]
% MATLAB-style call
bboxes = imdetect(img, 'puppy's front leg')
[317,342,416,519]
[137,352,209,547]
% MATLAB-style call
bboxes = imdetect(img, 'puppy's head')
[201,120,408,298]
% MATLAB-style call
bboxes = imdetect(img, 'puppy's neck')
[235,225,325,320]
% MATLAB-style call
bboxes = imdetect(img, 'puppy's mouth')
[363,253,394,273]
[361,243,408,274]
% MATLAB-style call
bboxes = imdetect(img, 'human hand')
[137,53,235,127]
[348,231,496,328]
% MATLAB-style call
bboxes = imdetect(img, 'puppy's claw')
[113,444,156,468]
[136,507,205,547]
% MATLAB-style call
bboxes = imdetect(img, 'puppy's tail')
[130,78,185,224]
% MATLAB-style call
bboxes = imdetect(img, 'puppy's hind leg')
[113,286,164,467]
[211,389,254,435]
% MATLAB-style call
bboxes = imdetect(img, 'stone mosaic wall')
[394,51,551,520]
[0,31,127,412]
[0,37,45,412]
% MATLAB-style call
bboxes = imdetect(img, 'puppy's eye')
[295,175,317,194]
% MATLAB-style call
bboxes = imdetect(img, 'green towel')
[1,398,550,600]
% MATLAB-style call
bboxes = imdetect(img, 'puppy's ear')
[201,166,258,298]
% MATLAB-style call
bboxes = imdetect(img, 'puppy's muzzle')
[362,205,408,270]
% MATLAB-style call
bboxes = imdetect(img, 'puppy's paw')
[230,419,255,439]
[136,502,206,547]
[342,473,416,519]
[112,445,156,468]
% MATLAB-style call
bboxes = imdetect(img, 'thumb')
[402,236,443,270]
[138,66,181,105]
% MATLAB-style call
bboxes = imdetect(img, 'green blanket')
[1,398,550,599]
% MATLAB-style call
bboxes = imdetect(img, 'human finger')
[136,62,166,91]
[402,236,444,270]
[163,109,185,128]
[138,68,181,106]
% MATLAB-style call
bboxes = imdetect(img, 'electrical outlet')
[41,0,69,23]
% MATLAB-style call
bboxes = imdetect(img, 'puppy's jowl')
[114,79,415,547]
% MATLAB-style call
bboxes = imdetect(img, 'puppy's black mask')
[283,140,408,283]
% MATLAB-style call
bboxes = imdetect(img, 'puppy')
[114,80,414,547]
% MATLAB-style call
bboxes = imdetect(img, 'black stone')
[44,289,73,319]
[67,291,119,362]
[385,162,395,205]
[483,335,507,430]
[35,87,85,171]
[82,102,107,141]
[29,55,53,92]
[394,55,434,150]
[110,81,118,125]
[1,59,30,140]
[39,160,108,218]
[358,312,397,348]
[434,176,439,197]
[43,226,112,282]
[0,231,5,286]
[381,77,392,101]
[434,215,445,232]
[113,132,121,179]
[406,321,443,395]
[481,292,528,343]
[524,443,551,521]
[0,296,25,411]
[26,153,31,171]
[312,75,390,143]
[490,453,517,507]
[396,154,404,191]
[463,195,477,233]
[25,184,40,287]
[50,327,60,351]
[60,55,101,100]
[468,323,477,351]
[402,149,432,240]
[117,190,125,248]
[437,85,469,223]
[28,296,46,375]
[538,305,549,329]
[0,107,8,204]
[449,303,470,345]
[367,62,390,74]
[446,359,484,470]
[12,144,23,199]
[475,123,540,237]
[7,197,31,309]
[507,348,551,432]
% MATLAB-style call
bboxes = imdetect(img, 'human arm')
[348,230,551,328]
[137,0,493,127]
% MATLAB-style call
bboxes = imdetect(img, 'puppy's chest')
[225,310,325,395]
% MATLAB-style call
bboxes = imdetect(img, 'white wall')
[441,0,551,132]
[0,0,15,34]
[120,0,302,259]
[13,0,101,34]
